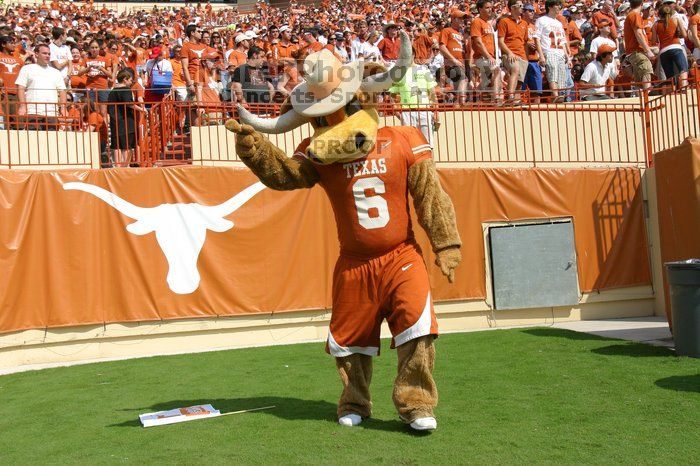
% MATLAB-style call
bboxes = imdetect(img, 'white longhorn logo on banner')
[63,181,266,294]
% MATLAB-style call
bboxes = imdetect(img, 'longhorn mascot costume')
[225,32,461,431]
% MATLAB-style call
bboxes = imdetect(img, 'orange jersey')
[88,111,108,141]
[294,126,432,258]
[180,42,209,83]
[655,19,681,50]
[170,59,186,87]
[439,27,466,60]
[497,16,527,59]
[0,53,24,94]
[227,50,247,69]
[567,21,583,56]
[70,58,87,89]
[85,55,113,90]
[624,11,645,53]
[273,42,298,61]
[377,36,401,60]
[471,17,496,60]
[413,34,435,62]
[593,11,619,39]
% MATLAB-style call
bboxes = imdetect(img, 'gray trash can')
[665,260,700,358]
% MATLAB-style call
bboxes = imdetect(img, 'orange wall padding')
[654,138,700,328]
[0,166,651,334]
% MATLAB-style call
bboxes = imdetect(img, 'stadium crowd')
[0,0,698,161]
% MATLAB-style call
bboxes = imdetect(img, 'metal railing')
[1,79,698,169]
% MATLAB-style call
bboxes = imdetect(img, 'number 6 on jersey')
[352,176,390,230]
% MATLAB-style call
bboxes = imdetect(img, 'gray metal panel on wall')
[489,221,579,310]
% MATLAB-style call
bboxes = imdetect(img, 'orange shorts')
[326,242,438,357]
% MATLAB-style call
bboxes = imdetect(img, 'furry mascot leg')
[393,335,438,430]
[336,353,373,426]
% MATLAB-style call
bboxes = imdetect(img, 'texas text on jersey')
[293,126,433,258]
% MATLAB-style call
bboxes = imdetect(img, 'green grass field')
[1,328,698,464]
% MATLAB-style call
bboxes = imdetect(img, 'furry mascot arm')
[225,120,320,190]
[408,159,462,282]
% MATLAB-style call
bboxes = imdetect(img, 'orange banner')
[0,166,650,334]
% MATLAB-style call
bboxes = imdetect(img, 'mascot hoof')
[409,417,437,431]
[338,413,363,427]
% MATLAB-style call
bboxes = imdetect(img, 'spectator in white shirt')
[579,44,619,100]
[536,0,573,101]
[351,20,369,61]
[16,43,67,130]
[49,27,72,81]
[360,31,384,63]
[589,19,618,59]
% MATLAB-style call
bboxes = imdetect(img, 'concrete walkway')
[553,316,674,348]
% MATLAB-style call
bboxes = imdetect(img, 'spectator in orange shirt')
[472,0,502,102]
[0,35,24,128]
[181,24,211,101]
[412,24,437,65]
[302,29,325,55]
[86,100,109,166]
[81,39,114,122]
[641,3,656,47]
[228,34,249,68]
[652,4,689,87]
[68,45,86,101]
[624,0,655,89]
[563,9,583,56]
[498,0,529,103]
[377,23,401,63]
[593,1,620,40]
[275,48,306,99]
[440,9,470,105]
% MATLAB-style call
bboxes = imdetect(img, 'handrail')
[0,82,698,168]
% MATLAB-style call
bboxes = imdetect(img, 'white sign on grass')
[139,404,220,427]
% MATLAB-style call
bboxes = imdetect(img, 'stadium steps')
[160,132,192,165]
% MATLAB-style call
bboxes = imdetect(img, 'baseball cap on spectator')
[597,44,616,57]
[523,4,535,11]
[598,18,611,26]
[569,6,579,13]
[334,32,344,41]
[245,30,258,39]
[235,34,248,44]
[562,9,571,16]
[617,2,631,13]
[279,25,291,33]
[661,0,676,3]
[383,22,398,32]
[642,2,652,8]
[449,9,468,17]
